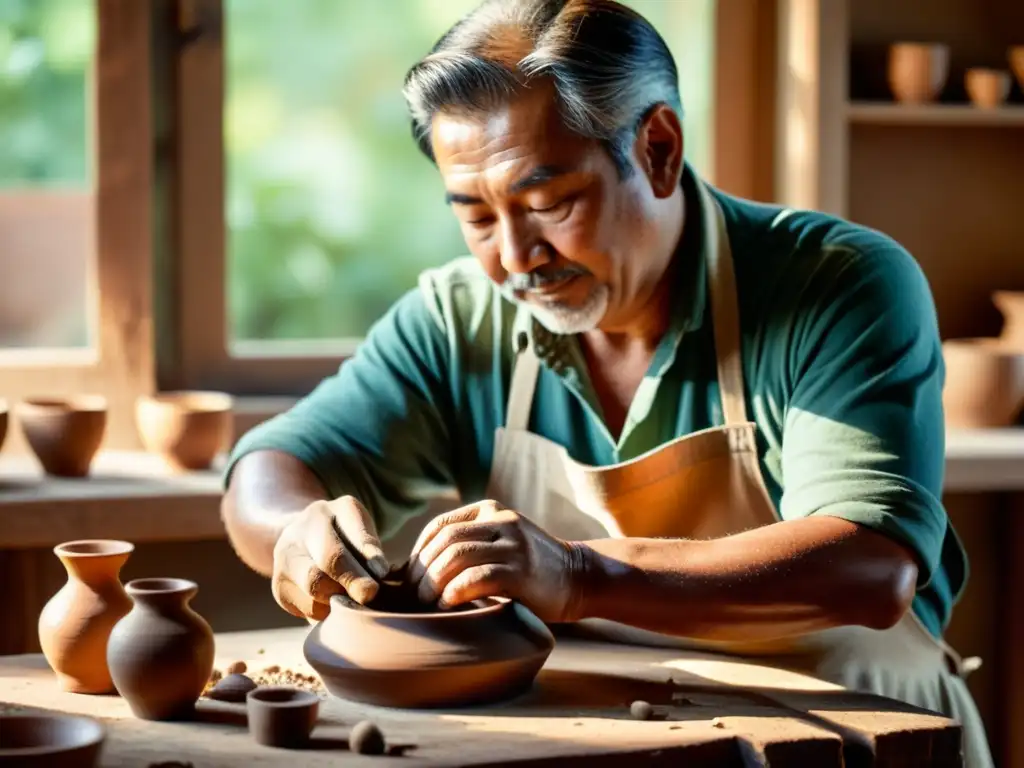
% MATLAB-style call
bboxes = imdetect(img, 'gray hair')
[402,0,684,176]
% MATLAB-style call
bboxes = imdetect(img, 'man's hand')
[407,500,584,622]
[272,496,390,621]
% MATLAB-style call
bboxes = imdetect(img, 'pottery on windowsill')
[16,396,107,477]
[246,686,320,749]
[965,68,1011,108]
[887,42,950,104]
[0,713,105,767]
[1009,46,1024,92]
[993,291,1024,349]
[38,539,134,694]
[107,578,215,721]
[135,391,233,472]
[941,338,1024,428]
[303,592,555,709]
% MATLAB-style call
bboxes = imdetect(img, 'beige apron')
[484,179,993,767]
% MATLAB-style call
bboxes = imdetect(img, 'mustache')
[503,265,591,292]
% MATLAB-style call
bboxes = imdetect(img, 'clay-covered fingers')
[408,504,488,564]
[415,537,518,604]
[407,518,504,587]
[437,563,518,609]
[326,496,390,581]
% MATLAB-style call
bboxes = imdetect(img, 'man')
[221,1,990,764]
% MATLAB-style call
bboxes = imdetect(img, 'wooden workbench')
[0,627,962,766]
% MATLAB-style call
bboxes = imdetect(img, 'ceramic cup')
[942,338,1024,427]
[246,686,320,749]
[135,391,233,472]
[0,713,105,768]
[887,43,950,104]
[16,396,107,477]
[965,68,1011,108]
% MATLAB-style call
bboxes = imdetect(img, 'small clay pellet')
[711,717,725,729]
[263,664,281,675]
[350,720,386,755]
[630,700,654,721]
[226,660,247,675]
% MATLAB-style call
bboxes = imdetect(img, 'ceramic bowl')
[135,391,233,471]
[965,68,1011,108]
[1008,46,1024,91]
[0,713,105,767]
[16,396,107,477]
[942,338,1024,428]
[303,594,555,709]
[246,686,320,749]
[887,43,949,104]
[993,291,1024,349]
[0,398,8,455]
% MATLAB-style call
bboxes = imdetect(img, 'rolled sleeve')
[779,244,948,588]
[224,282,457,541]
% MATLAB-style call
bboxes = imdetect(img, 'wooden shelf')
[848,102,1024,127]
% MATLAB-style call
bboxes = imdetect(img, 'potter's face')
[430,84,664,335]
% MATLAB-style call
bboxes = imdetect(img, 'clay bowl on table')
[15,396,107,477]
[993,291,1024,349]
[303,591,555,709]
[965,68,1011,108]
[887,42,949,104]
[0,713,105,767]
[941,338,1024,428]
[246,686,320,749]
[135,391,233,472]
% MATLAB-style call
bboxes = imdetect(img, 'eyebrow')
[444,164,571,206]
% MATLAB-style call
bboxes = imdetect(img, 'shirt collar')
[510,162,715,373]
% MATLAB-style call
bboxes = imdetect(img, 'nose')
[498,216,552,276]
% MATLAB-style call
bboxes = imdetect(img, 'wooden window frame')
[162,0,778,397]
[0,0,156,450]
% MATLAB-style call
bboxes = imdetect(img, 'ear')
[633,103,685,199]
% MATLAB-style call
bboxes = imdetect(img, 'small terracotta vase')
[1008,46,1024,92]
[38,540,134,694]
[993,291,1024,349]
[0,398,8,455]
[965,68,1011,108]
[135,391,233,472]
[304,594,555,708]
[888,43,950,104]
[107,578,215,721]
[942,338,1024,428]
[16,396,107,477]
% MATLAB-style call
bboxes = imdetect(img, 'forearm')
[573,516,918,642]
[221,450,330,577]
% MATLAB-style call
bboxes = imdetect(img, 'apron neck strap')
[503,179,750,431]
[699,182,749,426]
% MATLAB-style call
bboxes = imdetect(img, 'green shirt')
[226,167,967,639]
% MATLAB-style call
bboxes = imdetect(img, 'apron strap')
[700,182,750,426]
[506,333,541,432]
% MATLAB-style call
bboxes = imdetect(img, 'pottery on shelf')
[887,43,949,104]
[303,592,555,709]
[1009,46,1024,91]
[965,68,1011,108]
[38,540,134,694]
[246,686,320,749]
[16,396,107,477]
[135,391,233,471]
[993,291,1024,349]
[0,713,105,768]
[107,578,215,721]
[0,398,7,454]
[941,338,1024,428]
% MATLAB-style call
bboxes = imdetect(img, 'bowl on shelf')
[993,291,1024,349]
[965,68,1011,108]
[15,396,108,477]
[0,713,106,767]
[941,338,1024,428]
[887,43,949,104]
[1009,46,1024,91]
[135,391,233,472]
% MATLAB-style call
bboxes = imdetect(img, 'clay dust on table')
[204,662,327,699]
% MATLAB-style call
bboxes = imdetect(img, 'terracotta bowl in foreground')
[15,396,107,477]
[304,594,555,709]
[0,713,105,767]
[135,391,233,471]
[942,338,1024,428]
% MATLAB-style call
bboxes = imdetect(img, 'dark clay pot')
[303,594,554,709]
[106,578,215,721]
